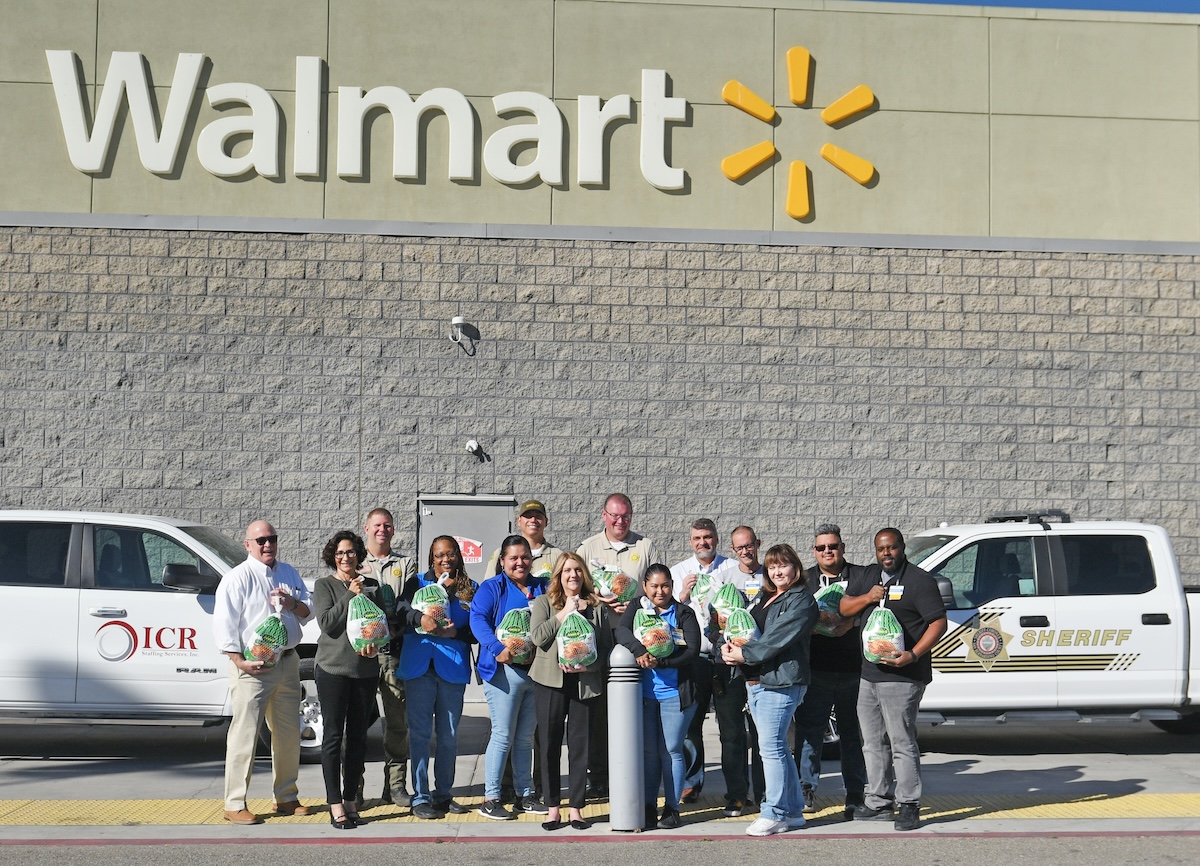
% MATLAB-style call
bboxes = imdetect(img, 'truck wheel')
[1151,715,1200,735]
[821,710,841,760]
[298,657,324,764]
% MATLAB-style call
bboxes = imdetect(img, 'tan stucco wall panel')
[323,96,553,225]
[551,102,772,231]
[0,83,93,211]
[991,115,1200,242]
[775,9,989,113]
[329,0,554,96]
[96,0,328,92]
[555,0,772,106]
[990,18,1200,121]
[0,0,98,84]
[89,87,326,219]
[771,107,990,235]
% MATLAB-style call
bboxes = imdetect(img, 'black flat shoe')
[329,813,356,830]
[570,819,591,830]
[345,812,366,826]
[541,820,564,831]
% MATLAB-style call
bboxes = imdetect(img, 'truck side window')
[93,526,210,589]
[0,523,71,586]
[1058,535,1155,596]
[933,537,1037,609]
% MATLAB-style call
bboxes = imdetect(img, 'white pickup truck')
[0,510,329,762]
[907,511,1200,733]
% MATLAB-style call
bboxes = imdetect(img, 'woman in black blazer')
[616,563,700,831]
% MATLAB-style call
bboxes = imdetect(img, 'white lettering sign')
[46,51,689,191]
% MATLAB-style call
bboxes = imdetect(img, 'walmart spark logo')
[721,47,876,220]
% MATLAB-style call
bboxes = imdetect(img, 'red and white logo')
[455,536,484,564]
[95,621,200,662]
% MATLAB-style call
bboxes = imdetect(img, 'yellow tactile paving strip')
[2,794,1200,826]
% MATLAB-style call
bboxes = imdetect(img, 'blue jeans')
[748,682,806,822]
[643,695,698,811]
[404,668,465,806]
[793,669,866,804]
[482,664,537,801]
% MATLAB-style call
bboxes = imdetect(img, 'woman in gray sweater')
[312,530,383,829]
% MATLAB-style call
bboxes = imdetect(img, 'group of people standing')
[211,494,947,837]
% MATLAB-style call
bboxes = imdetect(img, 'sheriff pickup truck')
[908,511,1200,733]
[0,511,328,762]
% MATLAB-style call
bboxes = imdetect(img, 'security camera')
[465,439,481,455]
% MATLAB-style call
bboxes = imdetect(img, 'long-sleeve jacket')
[397,573,477,685]
[469,572,547,684]
[740,584,818,688]
[529,594,611,699]
[313,574,384,679]
[615,600,701,709]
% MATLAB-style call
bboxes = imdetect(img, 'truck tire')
[297,656,324,764]
[1151,714,1200,735]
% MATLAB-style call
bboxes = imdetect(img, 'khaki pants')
[223,650,301,811]
[379,661,410,796]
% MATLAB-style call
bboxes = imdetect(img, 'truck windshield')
[907,534,956,566]
[181,526,247,570]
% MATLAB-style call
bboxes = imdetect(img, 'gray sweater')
[313,574,383,679]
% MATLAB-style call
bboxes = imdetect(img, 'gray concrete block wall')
[1,226,1197,581]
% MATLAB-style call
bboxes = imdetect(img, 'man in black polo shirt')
[840,527,946,831]
[792,523,867,820]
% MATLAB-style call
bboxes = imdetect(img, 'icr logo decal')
[95,621,200,662]
[721,47,877,219]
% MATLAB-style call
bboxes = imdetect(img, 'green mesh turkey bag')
[244,613,287,668]
[593,567,636,604]
[633,606,674,659]
[862,605,905,663]
[496,607,534,664]
[691,572,718,609]
[813,581,854,638]
[711,582,746,629]
[723,606,760,647]
[347,593,390,652]
[556,609,599,670]
[376,581,397,616]
[413,582,450,635]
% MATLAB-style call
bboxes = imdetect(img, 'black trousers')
[534,678,594,810]
[315,665,377,804]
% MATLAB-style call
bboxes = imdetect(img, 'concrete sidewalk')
[3,701,1200,841]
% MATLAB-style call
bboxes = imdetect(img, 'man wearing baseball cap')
[484,499,563,581]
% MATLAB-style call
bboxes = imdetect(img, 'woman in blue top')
[469,534,548,821]
[398,535,478,820]
[616,563,700,831]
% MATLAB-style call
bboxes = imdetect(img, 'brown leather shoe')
[223,809,262,825]
[272,801,311,816]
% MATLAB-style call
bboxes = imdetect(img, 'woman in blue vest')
[616,563,700,831]
[398,535,477,819]
[470,534,548,821]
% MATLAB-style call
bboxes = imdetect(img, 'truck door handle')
[1142,613,1171,625]
[1019,616,1050,627]
[89,607,128,617]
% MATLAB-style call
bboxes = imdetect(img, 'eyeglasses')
[249,535,278,546]
[732,542,758,553]
[333,550,358,559]
[603,511,631,523]
[813,544,842,552]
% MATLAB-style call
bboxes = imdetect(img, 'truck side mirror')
[163,562,219,593]
[935,575,957,610]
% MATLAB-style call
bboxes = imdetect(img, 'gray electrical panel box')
[415,494,517,583]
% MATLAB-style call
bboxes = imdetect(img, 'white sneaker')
[786,814,807,830]
[746,817,788,836]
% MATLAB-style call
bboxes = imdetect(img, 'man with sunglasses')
[213,520,314,825]
[577,492,658,797]
[792,523,867,820]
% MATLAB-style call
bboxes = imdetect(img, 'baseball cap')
[518,499,547,517]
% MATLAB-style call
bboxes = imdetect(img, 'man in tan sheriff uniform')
[483,498,563,581]
[359,506,418,806]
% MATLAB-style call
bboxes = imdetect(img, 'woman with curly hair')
[398,535,478,819]
[311,530,384,829]
[529,552,611,830]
